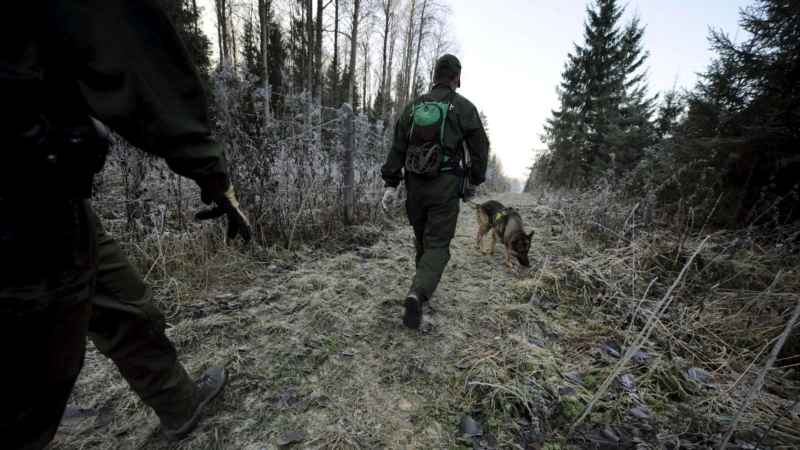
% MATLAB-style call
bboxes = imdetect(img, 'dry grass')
[50,189,800,449]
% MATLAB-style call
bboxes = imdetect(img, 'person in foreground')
[0,1,251,447]
[380,54,489,329]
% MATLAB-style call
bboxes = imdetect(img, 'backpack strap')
[439,91,457,148]
[438,91,460,173]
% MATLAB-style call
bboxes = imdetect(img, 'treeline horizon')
[526,0,799,228]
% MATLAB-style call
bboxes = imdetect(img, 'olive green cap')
[435,54,461,76]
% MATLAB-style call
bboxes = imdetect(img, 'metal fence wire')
[93,85,396,248]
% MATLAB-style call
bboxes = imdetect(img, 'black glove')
[196,179,252,242]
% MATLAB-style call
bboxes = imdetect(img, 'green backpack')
[405,91,457,179]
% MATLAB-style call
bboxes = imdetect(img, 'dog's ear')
[528,231,535,239]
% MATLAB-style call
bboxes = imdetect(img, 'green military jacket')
[381,81,489,188]
[1,0,228,188]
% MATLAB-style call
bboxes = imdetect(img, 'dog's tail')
[466,201,479,210]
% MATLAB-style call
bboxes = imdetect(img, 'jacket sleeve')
[44,0,229,188]
[463,105,489,185]
[380,104,411,188]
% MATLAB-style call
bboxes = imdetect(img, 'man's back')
[380,54,490,330]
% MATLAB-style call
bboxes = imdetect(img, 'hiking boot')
[162,365,229,441]
[403,287,427,329]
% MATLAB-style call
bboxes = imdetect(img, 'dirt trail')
[58,192,573,449]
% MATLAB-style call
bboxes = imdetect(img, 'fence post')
[342,103,355,225]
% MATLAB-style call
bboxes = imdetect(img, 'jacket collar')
[430,80,455,92]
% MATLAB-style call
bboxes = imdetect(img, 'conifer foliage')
[529,0,799,226]
[536,0,655,188]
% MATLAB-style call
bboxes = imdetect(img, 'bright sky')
[451,0,754,180]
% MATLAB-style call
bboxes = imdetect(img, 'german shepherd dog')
[467,200,534,268]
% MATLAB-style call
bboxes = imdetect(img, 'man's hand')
[382,186,399,211]
[463,183,478,203]
[196,180,252,241]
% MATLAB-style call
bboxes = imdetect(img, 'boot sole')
[403,297,422,329]
[164,367,229,441]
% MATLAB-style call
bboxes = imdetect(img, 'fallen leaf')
[563,371,587,387]
[267,397,283,410]
[529,337,547,349]
[515,417,531,427]
[522,429,546,448]
[341,349,356,357]
[688,367,710,384]
[398,399,413,411]
[315,396,330,408]
[612,374,636,392]
[60,407,97,427]
[287,397,308,413]
[342,329,353,337]
[630,406,651,419]
[277,430,304,446]
[603,341,622,358]
[479,433,499,449]
[602,426,620,442]
[408,365,423,378]
[458,415,484,437]
[558,386,577,397]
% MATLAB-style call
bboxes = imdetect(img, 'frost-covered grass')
[54,189,800,449]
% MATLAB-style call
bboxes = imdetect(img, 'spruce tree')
[538,0,655,188]
[677,0,800,224]
[161,0,212,77]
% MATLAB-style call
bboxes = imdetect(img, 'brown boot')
[162,365,228,441]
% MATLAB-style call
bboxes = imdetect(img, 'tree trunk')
[348,0,360,109]
[193,0,199,34]
[258,0,271,128]
[315,0,324,107]
[386,24,396,115]
[731,153,761,226]
[306,0,314,97]
[216,0,228,64]
[362,40,369,114]
[229,0,237,67]
[411,0,428,98]
[400,0,416,105]
[332,0,340,102]
[379,0,392,119]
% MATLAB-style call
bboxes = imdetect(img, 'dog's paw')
[505,261,513,269]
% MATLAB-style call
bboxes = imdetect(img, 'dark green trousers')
[1,201,196,449]
[405,173,461,298]
[89,209,197,425]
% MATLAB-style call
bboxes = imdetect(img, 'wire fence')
[94,68,396,248]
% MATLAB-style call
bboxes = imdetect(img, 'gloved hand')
[382,186,399,211]
[463,183,478,203]
[196,179,252,241]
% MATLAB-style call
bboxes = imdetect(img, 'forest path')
[58,192,588,450]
